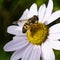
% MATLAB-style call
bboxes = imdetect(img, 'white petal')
[45,10,60,25]
[48,33,60,40]
[38,4,46,22]
[49,23,60,34]
[19,9,29,20]
[22,44,34,60]
[42,0,53,23]
[29,45,41,60]
[13,35,27,41]
[3,37,29,51]
[50,40,60,50]
[41,40,55,60]
[36,46,41,60]
[11,47,25,60]
[7,25,25,36]
[28,3,38,18]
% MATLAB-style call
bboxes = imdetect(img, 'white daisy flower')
[3,0,60,60]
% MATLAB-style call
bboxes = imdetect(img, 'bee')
[19,15,39,33]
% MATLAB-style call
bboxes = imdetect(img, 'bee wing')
[12,21,18,25]
[18,19,27,22]
[12,20,27,25]
[18,19,27,26]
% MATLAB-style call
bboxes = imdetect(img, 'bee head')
[28,15,39,24]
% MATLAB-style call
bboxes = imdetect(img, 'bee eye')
[33,15,39,21]
[36,16,38,20]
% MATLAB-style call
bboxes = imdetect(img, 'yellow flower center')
[26,23,48,45]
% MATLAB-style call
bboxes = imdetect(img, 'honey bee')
[19,15,39,33]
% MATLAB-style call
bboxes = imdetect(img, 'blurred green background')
[0,0,60,60]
